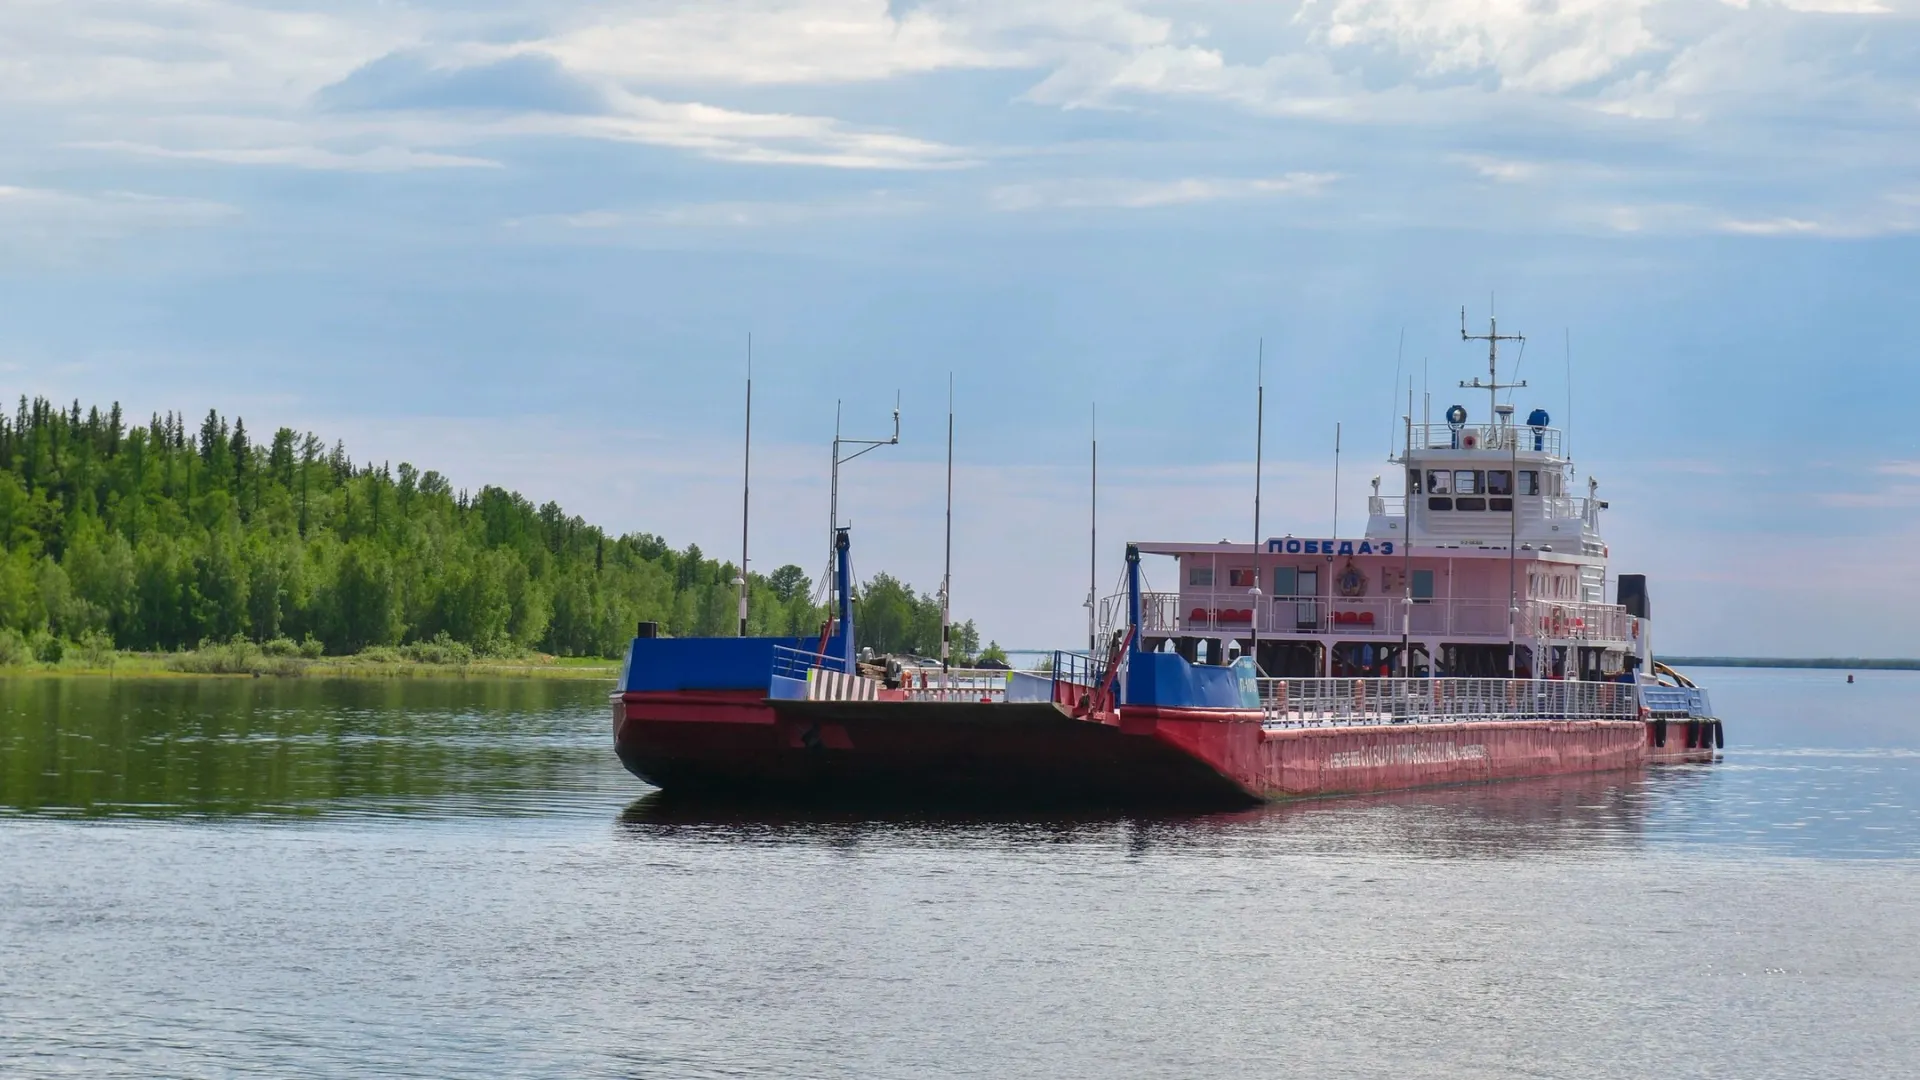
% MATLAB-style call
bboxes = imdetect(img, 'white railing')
[1102,592,1632,643]
[1259,676,1638,727]
[896,668,1012,702]
[1376,493,1596,524]
[1411,423,1563,457]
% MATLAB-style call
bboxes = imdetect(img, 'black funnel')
[1617,575,1650,620]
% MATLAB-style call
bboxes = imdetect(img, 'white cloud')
[0,184,239,262]
[533,0,1006,86]
[990,171,1338,210]
[508,92,975,169]
[1315,0,1665,93]
[0,0,410,106]
[511,192,927,232]
[1453,153,1540,181]
[68,141,500,172]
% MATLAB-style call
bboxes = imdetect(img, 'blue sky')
[3,0,1918,654]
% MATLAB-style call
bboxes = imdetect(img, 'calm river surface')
[2,668,1916,1078]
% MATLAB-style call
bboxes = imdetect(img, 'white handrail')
[1111,591,1633,642]
[1258,676,1638,727]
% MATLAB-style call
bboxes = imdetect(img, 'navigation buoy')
[1848,673,1855,684]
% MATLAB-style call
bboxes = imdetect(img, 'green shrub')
[298,635,325,660]
[75,630,116,668]
[0,628,30,667]
[400,632,474,666]
[32,632,63,665]
[261,636,301,658]
[163,637,299,677]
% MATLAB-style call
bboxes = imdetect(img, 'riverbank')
[0,648,619,680]
[1663,656,1920,671]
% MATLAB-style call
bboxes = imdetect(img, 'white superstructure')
[1106,314,1652,683]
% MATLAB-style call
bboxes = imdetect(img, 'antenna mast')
[1331,422,1341,542]
[1088,403,1098,655]
[1459,306,1527,419]
[1251,340,1264,672]
[942,376,954,677]
[825,393,902,629]
[737,334,752,636]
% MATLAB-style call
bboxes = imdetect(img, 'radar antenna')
[1459,307,1527,421]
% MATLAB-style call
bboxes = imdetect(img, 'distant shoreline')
[0,651,620,681]
[1663,656,1920,671]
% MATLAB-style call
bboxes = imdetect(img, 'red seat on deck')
[1358,611,1375,626]
[1190,608,1209,625]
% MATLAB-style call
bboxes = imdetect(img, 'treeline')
[0,397,980,661]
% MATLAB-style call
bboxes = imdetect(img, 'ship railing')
[1257,676,1640,727]
[1410,423,1563,456]
[897,667,1015,702]
[1104,592,1633,643]
[1099,592,1180,639]
[772,644,837,681]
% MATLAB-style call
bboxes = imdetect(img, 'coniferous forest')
[0,397,979,664]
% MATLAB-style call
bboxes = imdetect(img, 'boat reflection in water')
[618,766,1716,860]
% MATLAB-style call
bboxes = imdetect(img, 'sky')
[3,0,1919,656]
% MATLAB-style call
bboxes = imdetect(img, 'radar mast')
[1459,307,1527,421]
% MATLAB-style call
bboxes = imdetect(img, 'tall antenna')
[1402,377,1414,677]
[1564,327,1573,461]
[1331,421,1341,542]
[942,374,954,676]
[1386,326,1404,457]
[1460,306,1527,419]
[825,393,901,627]
[737,333,752,637]
[1088,402,1098,655]
[1251,339,1265,671]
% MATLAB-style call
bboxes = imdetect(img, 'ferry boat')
[612,322,1722,808]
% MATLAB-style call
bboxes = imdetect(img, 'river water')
[1,668,1915,1078]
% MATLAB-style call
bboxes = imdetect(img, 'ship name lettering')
[1267,540,1392,555]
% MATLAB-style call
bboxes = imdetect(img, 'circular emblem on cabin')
[1336,563,1368,598]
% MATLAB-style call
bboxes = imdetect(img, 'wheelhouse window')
[1409,470,1423,494]
[1189,566,1214,587]
[1427,497,1454,511]
[1272,567,1298,597]
[1453,470,1481,494]
[1519,470,1541,496]
[1486,470,1512,496]
[1228,568,1257,588]
[1455,496,1487,511]
[1427,470,1451,494]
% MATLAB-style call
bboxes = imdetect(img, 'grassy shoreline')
[0,650,619,680]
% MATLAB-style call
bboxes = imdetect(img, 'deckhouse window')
[1486,470,1512,496]
[1189,566,1214,587]
[1272,567,1298,597]
[1412,569,1435,603]
[1427,470,1451,494]
[1409,471,1423,494]
[1519,471,1541,496]
[1228,568,1257,588]
[1453,470,1481,494]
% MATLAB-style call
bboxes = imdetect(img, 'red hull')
[613,692,1717,808]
